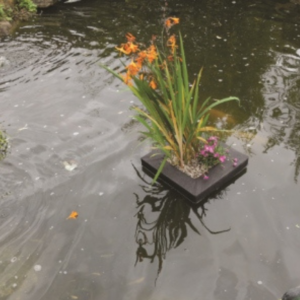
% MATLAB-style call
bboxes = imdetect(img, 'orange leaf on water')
[67,211,78,219]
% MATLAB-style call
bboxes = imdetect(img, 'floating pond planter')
[141,147,248,203]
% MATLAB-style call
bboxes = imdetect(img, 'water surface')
[1,0,300,299]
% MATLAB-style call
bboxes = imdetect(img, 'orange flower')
[167,35,177,53]
[135,50,147,66]
[126,33,136,42]
[121,72,133,86]
[126,42,139,53]
[149,79,157,89]
[67,211,78,219]
[126,60,140,76]
[167,55,174,61]
[146,45,158,63]
[171,17,179,25]
[116,42,138,55]
[165,18,172,28]
[116,44,131,55]
[165,17,180,29]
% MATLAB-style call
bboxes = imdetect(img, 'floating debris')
[128,277,145,285]
[63,160,78,171]
[67,211,78,219]
[18,124,28,131]
[34,265,42,272]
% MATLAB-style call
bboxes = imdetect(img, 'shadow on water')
[132,164,247,283]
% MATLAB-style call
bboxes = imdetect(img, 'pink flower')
[204,145,214,153]
[233,162,237,167]
[233,158,238,163]
[203,175,209,180]
[214,153,219,158]
[200,150,207,156]
[219,155,226,163]
[208,136,218,142]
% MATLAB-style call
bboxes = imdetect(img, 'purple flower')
[203,174,209,180]
[219,155,226,163]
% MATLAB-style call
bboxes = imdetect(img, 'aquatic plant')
[103,18,239,181]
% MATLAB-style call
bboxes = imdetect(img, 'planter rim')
[141,147,248,203]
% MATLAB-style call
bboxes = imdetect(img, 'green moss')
[0,129,8,161]
[0,4,12,21]
[0,0,36,22]
[16,0,36,13]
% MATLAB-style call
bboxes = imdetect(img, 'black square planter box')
[141,148,248,203]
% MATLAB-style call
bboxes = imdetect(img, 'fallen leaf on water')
[91,272,101,276]
[70,296,78,300]
[296,224,300,229]
[128,277,145,285]
[67,211,78,219]
[18,124,28,131]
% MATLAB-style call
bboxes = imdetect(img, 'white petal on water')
[99,192,104,196]
[63,161,78,171]
[11,257,17,263]
[73,132,79,136]
[257,281,263,285]
[296,49,300,56]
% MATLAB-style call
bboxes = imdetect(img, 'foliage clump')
[0,0,36,22]
[103,18,239,180]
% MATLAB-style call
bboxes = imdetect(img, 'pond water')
[1,0,300,299]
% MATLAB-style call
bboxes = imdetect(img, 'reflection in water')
[133,166,230,281]
[261,50,300,181]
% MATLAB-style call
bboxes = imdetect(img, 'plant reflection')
[133,165,231,281]
[261,50,300,181]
